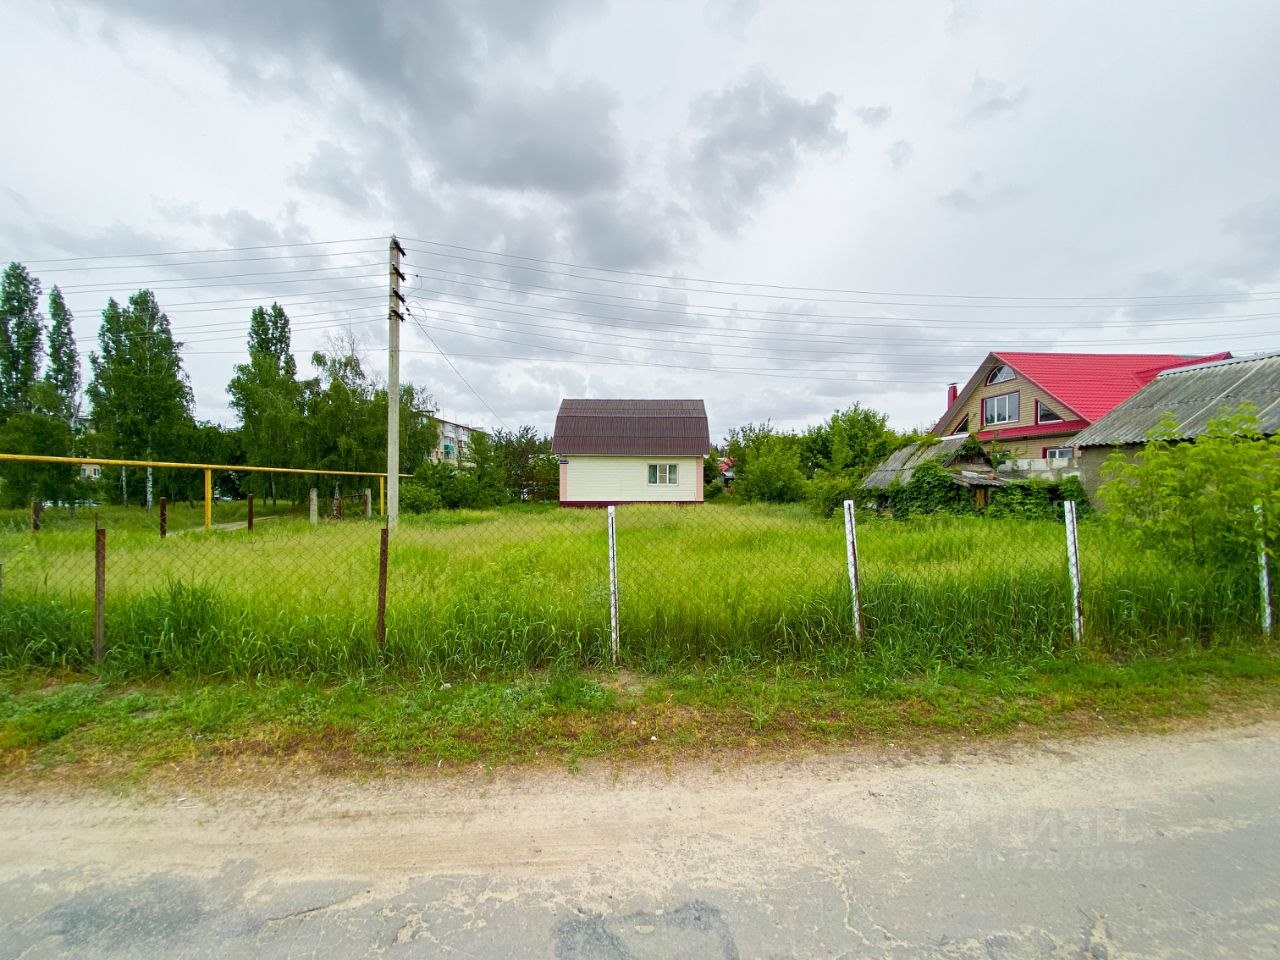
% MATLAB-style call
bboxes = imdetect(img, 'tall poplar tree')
[44,285,80,425]
[228,302,303,499]
[0,262,45,415]
[87,290,194,507]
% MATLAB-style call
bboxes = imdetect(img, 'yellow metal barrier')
[0,453,410,530]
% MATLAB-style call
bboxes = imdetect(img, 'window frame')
[986,364,1016,386]
[1036,401,1065,424]
[982,391,1019,426]
[1044,446,1074,462]
[647,463,679,486]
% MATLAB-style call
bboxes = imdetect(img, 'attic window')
[1036,402,1065,424]
[986,364,1015,385]
[953,415,969,434]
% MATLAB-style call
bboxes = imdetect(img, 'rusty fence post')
[32,500,42,533]
[375,525,390,652]
[159,497,167,539]
[94,526,106,666]
[247,493,254,532]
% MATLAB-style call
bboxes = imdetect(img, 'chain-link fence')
[0,465,1274,679]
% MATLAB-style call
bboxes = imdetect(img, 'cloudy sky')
[2,0,1278,441]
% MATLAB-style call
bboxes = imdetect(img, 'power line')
[56,267,383,293]
[31,249,384,274]
[403,301,508,431]
[400,235,1280,306]
[409,268,1280,329]
[15,236,388,265]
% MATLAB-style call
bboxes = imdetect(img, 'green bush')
[703,482,724,501]
[400,481,442,514]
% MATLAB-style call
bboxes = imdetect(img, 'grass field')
[0,502,1270,680]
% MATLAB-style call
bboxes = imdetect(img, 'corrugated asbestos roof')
[860,436,971,490]
[1073,352,1280,447]
[551,399,711,456]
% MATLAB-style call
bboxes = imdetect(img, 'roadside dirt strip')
[2,723,1279,958]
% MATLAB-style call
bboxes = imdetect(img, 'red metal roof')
[991,352,1230,422]
[978,419,1088,442]
[551,399,711,456]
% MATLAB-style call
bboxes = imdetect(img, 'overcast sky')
[2,0,1278,441]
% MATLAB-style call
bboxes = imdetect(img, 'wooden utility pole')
[387,236,406,528]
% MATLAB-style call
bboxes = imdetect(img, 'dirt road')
[2,724,1278,957]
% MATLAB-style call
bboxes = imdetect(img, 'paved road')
[2,724,1278,958]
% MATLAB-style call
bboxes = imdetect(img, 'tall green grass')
[0,504,1269,680]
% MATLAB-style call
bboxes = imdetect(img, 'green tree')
[0,262,45,415]
[1098,405,1280,565]
[87,291,194,507]
[228,303,304,499]
[0,412,76,507]
[43,285,79,425]
[492,426,558,502]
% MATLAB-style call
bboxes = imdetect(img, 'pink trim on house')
[559,500,703,509]
[558,461,568,501]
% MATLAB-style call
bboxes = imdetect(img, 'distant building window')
[1037,402,1065,424]
[647,463,679,485]
[982,392,1019,425]
[442,443,456,460]
[1045,446,1074,462]
[986,364,1015,385]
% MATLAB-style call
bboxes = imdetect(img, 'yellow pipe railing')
[0,453,409,528]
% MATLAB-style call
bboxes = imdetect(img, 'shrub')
[703,482,724,501]
[400,481,442,514]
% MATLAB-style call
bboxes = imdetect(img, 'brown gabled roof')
[551,399,711,456]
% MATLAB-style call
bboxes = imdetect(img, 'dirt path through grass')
[2,722,1279,957]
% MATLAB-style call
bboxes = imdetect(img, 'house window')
[982,391,1019,425]
[1037,402,1065,424]
[986,364,1015,385]
[952,414,969,434]
[1044,446,1074,462]
[647,463,679,485]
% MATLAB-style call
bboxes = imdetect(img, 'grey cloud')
[887,139,913,170]
[937,171,1022,213]
[966,74,1029,122]
[855,105,892,128]
[945,0,979,34]
[433,80,625,195]
[1219,194,1280,285]
[703,0,760,38]
[290,142,380,215]
[567,194,695,270]
[682,68,846,233]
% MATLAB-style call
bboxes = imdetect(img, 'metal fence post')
[842,499,865,642]
[203,469,212,530]
[376,525,390,651]
[31,500,42,533]
[309,488,318,525]
[159,497,167,538]
[1257,502,1273,637]
[94,526,106,665]
[607,505,619,666]
[1064,500,1084,645]
[247,493,254,532]
[364,488,373,519]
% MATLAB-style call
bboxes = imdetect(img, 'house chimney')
[946,383,958,408]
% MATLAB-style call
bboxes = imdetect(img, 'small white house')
[551,399,711,506]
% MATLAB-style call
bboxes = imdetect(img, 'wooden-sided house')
[551,399,711,506]
[932,351,1230,462]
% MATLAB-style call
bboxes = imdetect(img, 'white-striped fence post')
[842,499,864,642]
[1064,500,1084,645]
[607,505,620,665]
[1257,502,1273,637]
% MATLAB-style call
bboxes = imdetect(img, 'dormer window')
[1037,402,1065,424]
[986,364,1015,385]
